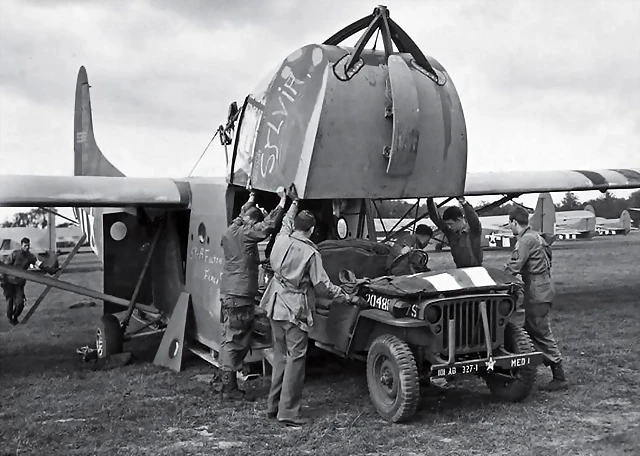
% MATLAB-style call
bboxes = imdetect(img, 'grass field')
[1,234,639,455]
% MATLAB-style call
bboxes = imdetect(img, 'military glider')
[1,5,639,376]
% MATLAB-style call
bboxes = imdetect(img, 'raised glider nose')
[226,5,468,199]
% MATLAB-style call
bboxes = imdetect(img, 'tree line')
[1,208,49,228]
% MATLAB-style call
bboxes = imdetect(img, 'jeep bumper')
[430,351,544,378]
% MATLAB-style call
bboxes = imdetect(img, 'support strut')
[0,263,158,314]
[120,221,164,333]
[381,197,453,243]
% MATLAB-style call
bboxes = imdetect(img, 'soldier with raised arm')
[260,184,360,427]
[218,187,287,400]
[427,196,483,268]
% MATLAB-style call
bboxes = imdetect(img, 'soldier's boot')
[14,300,25,321]
[430,376,453,390]
[544,362,569,391]
[221,370,248,401]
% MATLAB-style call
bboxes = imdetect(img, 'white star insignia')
[486,358,496,371]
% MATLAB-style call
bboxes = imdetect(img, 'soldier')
[427,196,483,268]
[260,185,359,427]
[505,206,568,391]
[386,224,433,275]
[1,237,44,324]
[219,187,287,400]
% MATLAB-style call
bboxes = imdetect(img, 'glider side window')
[198,223,207,244]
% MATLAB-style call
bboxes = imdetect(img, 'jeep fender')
[348,309,433,355]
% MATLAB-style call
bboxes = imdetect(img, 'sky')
[1,0,639,223]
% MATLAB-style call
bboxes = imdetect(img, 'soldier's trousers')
[267,320,308,421]
[219,295,256,372]
[3,283,25,321]
[524,301,562,365]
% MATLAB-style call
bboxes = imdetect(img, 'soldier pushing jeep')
[505,206,568,391]
[260,184,361,427]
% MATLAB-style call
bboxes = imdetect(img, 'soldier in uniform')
[427,196,483,268]
[219,187,287,400]
[260,185,360,427]
[505,206,568,391]
[1,237,46,324]
[386,224,433,276]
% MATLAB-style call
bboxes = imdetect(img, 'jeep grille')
[441,298,500,354]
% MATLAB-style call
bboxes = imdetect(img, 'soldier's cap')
[21,237,30,245]
[294,210,316,232]
[415,224,433,237]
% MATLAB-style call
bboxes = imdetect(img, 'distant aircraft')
[588,206,633,235]
[1,5,639,377]
[629,208,640,228]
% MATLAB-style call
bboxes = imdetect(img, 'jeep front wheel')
[484,322,537,402]
[366,334,420,423]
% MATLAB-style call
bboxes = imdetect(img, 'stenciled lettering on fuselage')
[258,68,303,178]
[189,246,223,285]
[252,45,327,185]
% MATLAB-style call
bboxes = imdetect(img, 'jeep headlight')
[425,305,442,324]
[498,299,513,317]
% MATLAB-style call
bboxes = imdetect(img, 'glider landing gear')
[94,311,166,360]
[96,314,123,359]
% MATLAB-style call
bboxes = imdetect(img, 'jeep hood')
[367,266,521,299]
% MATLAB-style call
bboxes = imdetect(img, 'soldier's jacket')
[260,204,350,332]
[505,226,554,305]
[219,200,285,300]
[428,200,483,268]
[1,249,40,287]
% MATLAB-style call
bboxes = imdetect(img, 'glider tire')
[96,314,123,359]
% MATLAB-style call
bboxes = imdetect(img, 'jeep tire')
[366,334,420,423]
[96,314,123,359]
[484,322,537,402]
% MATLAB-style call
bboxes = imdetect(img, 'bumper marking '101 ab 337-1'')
[430,352,543,378]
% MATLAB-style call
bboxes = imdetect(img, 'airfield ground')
[1,234,639,455]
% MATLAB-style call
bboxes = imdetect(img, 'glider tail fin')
[74,66,124,177]
[531,192,556,244]
[620,210,631,234]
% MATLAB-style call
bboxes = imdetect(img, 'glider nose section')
[231,46,467,199]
